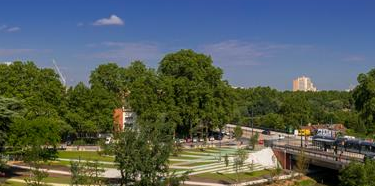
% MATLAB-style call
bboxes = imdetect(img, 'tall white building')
[293,76,317,92]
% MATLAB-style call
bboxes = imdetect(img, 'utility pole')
[300,118,303,148]
[251,108,254,136]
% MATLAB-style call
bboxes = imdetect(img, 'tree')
[158,49,234,139]
[353,69,375,133]
[0,62,65,119]
[70,159,104,186]
[295,150,309,177]
[233,149,248,184]
[234,125,243,143]
[249,132,259,150]
[339,161,368,186]
[114,123,173,186]
[224,154,229,167]
[0,97,23,155]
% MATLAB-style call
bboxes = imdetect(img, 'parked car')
[262,130,271,135]
[179,139,186,143]
[193,137,198,143]
[186,138,192,143]
[199,138,204,142]
[209,136,215,141]
[105,137,112,144]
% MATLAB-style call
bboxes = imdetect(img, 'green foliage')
[0,97,23,154]
[164,170,191,186]
[233,149,248,183]
[224,154,229,167]
[295,150,309,176]
[249,132,259,150]
[70,159,104,186]
[234,125,243,142]
[339,160,374,186]
[114,123,173,186]
[172,142,183,157]
[353,68,375,133]
[0,62,65,119]
[24,164,49,186]
[158,49,235,138]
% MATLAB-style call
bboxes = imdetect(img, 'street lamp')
[251,108,254,136]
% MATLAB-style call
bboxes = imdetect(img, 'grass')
[2,181,26,186]
[194,169,271,183]
[180,161,216,167]
[169,155,202,160]
[294,179,317,186]
[57,151,114,162]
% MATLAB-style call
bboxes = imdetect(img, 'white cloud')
[0,25,7,31]
[200,40,267,67]
[200,40,314,67]
[0,48,34,56]
[6,27,20,32]
[342,55,365,62]
[93,15,124,26]
[90,42,162,62]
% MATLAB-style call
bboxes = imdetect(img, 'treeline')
[0,49,373,143]
[233,87,359,131]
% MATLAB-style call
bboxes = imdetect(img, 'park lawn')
[294,178,317,186]
[57,151,114,162]
[193,169,272,183]
[169,155,202,160]
[2,180,26,186]
[169,168,191,172]
[50,160,116,169]
[181,161,216,167]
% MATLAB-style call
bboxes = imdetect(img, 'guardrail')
[272,142,363,165]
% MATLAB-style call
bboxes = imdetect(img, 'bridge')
[224,124,365,170]
[271,140,364,170]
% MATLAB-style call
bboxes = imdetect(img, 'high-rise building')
[293,76,317,92]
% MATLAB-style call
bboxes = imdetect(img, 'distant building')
[113,107,137,131]
[293,76,317,92]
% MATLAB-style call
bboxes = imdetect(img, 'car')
[193,138,198,143]
[186,138,192,143]
[179,139,186,143]
[278,134,285,139]
[209,136,215,141]
[199,138,204,142]
[214,134,223,140]
[105,137,112,144]
[262,130,271,135]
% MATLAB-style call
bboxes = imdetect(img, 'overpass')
[271,141,363,170]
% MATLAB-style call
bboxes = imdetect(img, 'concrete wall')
[273,148,292,170]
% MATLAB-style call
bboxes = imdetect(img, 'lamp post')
[251,108,254,136]
[300,119,303,148]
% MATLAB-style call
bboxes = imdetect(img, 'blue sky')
[0,0,374,90]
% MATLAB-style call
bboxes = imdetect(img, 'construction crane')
[52,59,67,87]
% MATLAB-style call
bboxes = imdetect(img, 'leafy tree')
[0,97,23,152]
[158,49,234,138]
[339,161,369,186]
[233,149,248,183]
[164,170,191,186]
[353,69,375,133]
[114,123,173,186]
[70,159,104,186]
[224,154,229,167]
[234,125,243,143]
[295,150,309,177]
[0,62,65,119]
[249,132,259,150]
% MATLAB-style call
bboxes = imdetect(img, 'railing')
[272,142,363,165]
